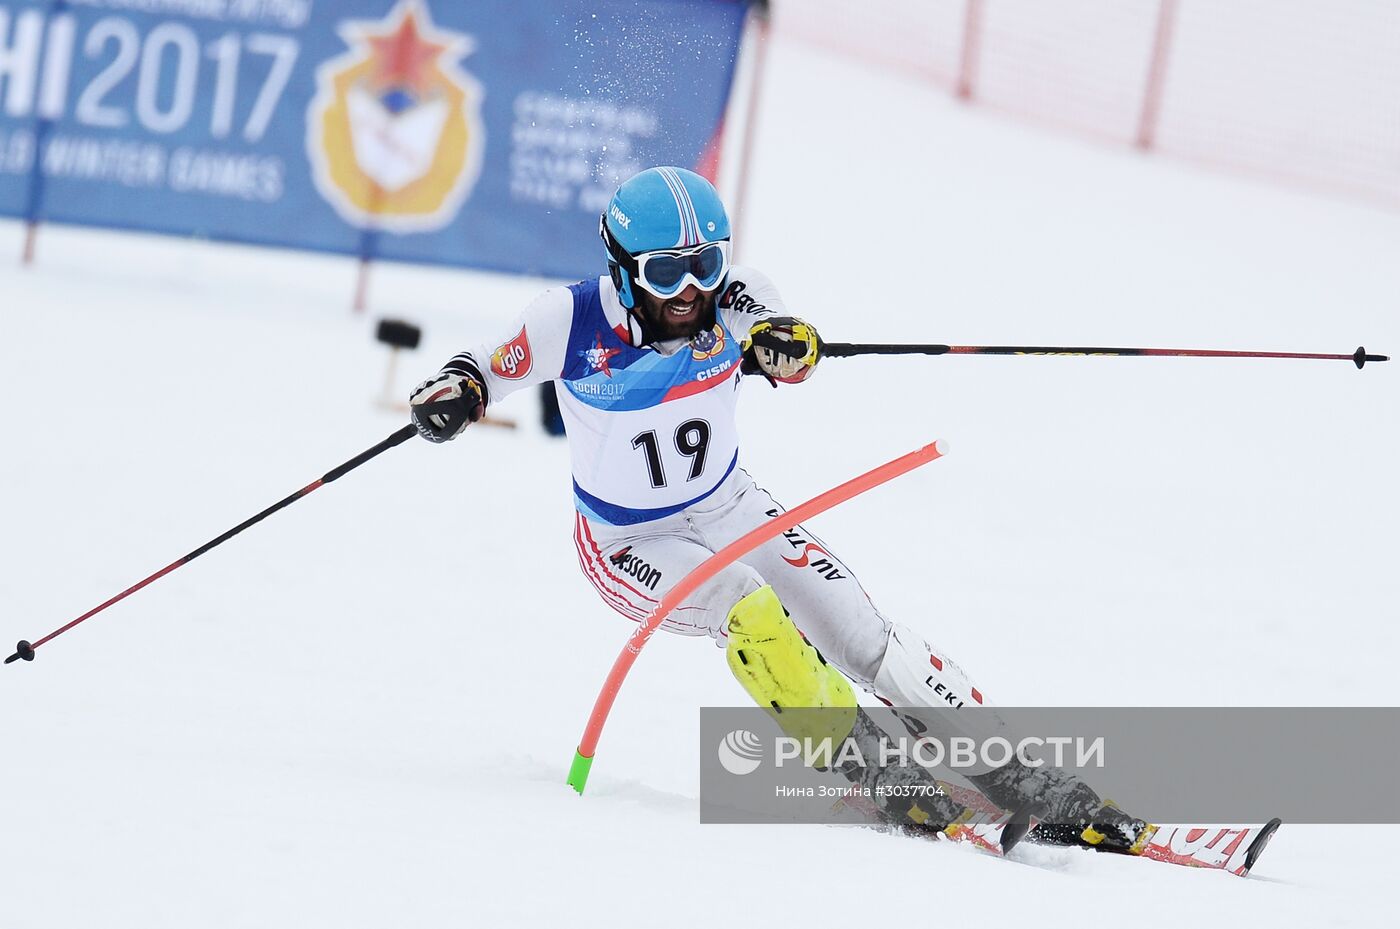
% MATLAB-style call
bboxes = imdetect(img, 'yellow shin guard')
[725,585,856,746]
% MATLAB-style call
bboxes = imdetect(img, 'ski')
[937,780,1283,877]
[942,802,1037,857]
[1133,820,1283,877]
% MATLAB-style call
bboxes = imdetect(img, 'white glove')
[409,371,485,442]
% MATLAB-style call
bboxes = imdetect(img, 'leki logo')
[581,334,622,378]
[491,327,533,380]
[923,643,983,708]
[307,1,485,232]
[717,729,763,775]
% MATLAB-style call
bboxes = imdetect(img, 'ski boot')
[832,711,1032,853]
[966,757,1155,853]
[1018,801,1155,852]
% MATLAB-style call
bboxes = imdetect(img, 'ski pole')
[5,424,419,665]
[821,342,1388,367]
[752,334,1388,368]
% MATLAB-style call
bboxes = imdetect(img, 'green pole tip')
[567,750,594,795]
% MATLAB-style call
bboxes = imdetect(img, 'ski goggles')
[633,241,731,298]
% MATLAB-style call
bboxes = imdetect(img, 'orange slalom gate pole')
[567,438,949,794]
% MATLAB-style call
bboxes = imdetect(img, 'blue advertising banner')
[0,0,749,279]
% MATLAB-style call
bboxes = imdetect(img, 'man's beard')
[644,291,715,341]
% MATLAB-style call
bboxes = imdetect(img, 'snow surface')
[3,28,1398,929]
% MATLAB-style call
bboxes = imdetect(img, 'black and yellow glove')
[743,317,822,384]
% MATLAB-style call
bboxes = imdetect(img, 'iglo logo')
[717,729,763,776]
[490,326,533,380]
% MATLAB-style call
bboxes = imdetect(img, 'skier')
[408,166,1147,851]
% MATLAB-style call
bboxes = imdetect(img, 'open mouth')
[664,297,699,321]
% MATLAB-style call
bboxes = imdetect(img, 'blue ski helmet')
[600,166,732,311]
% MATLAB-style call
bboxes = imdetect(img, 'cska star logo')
[581,334,622,378]
[307,0,485,232]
